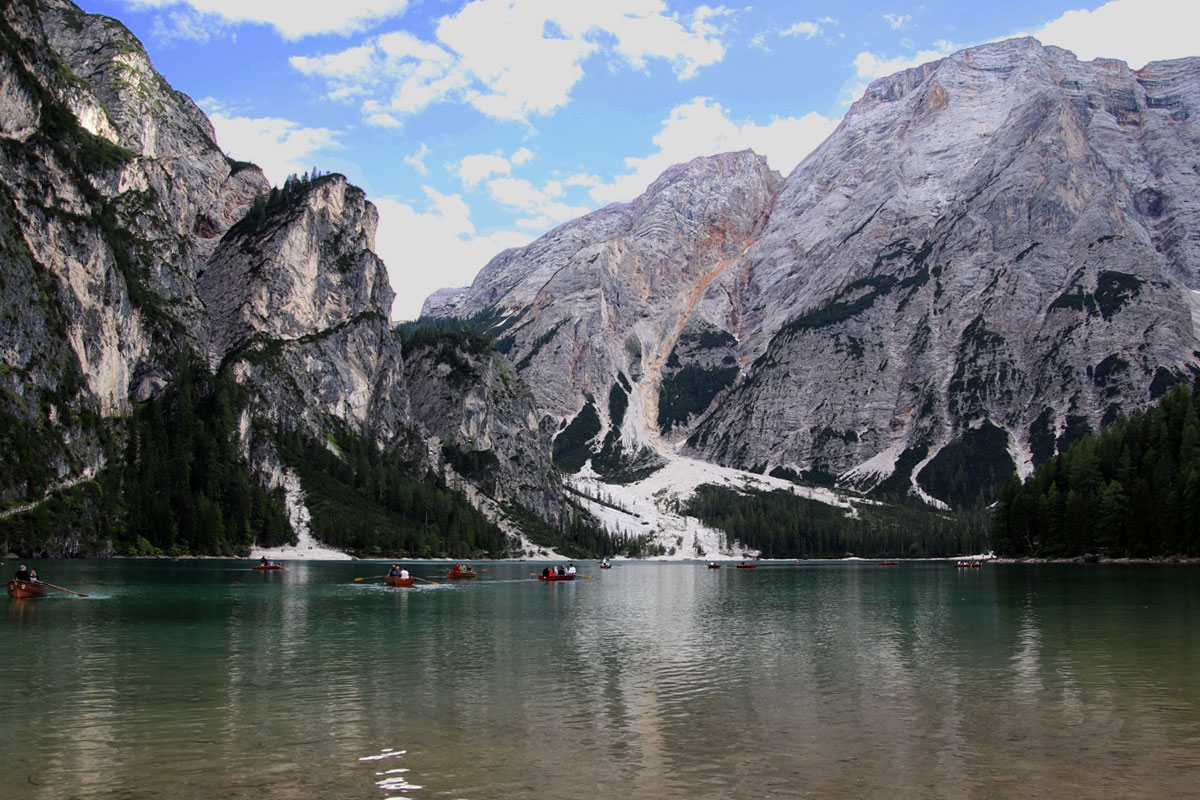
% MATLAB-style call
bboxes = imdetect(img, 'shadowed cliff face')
[429,38,1200,507]
[0,0,565,539]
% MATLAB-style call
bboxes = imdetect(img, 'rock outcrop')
[0,0,565,551]
[429,38,1200,508]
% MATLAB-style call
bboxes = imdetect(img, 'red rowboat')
[252,564,284,571]
[538,573,575,581]
[707,562,721,569]
[446,567,477,580]
[385,575,415,587]
[878,560,899,566]
[7,579,49,599]
[736,562,757,569]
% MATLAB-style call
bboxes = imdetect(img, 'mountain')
[427,37,1200,511]
[0,0,568,557]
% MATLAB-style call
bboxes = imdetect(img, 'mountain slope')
[429,38,1200,511]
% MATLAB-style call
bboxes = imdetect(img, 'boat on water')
[736,562,757,569]
[878,560,900,566]
[956,561,982,569]
[599,561,612,569]
[7,579,49,599]
[707,562,721,569]
[252,564,284,571]
[446,566,478,580]
[539,573,575,582]
[385,575,415,588]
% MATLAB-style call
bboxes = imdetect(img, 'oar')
[412,575,439,585]
[354,574,389,582]
[40,581,88,597]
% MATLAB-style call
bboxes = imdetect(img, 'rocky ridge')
[429,38,1200,509]
[0,0,565,554]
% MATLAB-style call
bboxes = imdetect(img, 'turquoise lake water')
[2,558,1198,799]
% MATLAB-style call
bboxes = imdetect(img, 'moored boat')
[385,575,415,588]
[7,579,49,599]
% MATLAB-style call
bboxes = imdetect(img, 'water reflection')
[2,560,1199,798]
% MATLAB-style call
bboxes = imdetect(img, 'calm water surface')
[2,559,1198,799]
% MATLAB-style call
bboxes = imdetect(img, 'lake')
[2,559,1198,799]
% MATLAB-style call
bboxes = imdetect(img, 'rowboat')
[955,561,982,569]
[7,579,49,599]
[446,568,477,580]
[252,564,284,571]
[385,575,415,587]
[735,562,757,569]
[878,560,899,566]
[707,562,721,569]
[539,573,576,581]
[599,563,612,569]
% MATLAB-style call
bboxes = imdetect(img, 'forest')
[991,380,1200,558]
[683,485,989,559]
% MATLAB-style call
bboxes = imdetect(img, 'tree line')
[992,380,1200,558]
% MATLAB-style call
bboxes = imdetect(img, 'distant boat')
[599,562,612,569]
[956,561,982,569]
[252,564,284,571]
[446,566,478,580]
[735,562,757,569]
[7,579,48,599]
[385,575,415,588]
[538,573,575,582]
[707,562,721,569]
[878,560,899,566]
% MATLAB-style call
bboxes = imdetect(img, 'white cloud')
[203,103,339,185]
[781,21,820,39]
[292,0,727,123]
[587,97,839,204]
[403,143,430,175]
[883,13,911,31]
[126,0,410,40]
[1025,0,1199,68]
[373,190,533,321]
[458,153,514,187]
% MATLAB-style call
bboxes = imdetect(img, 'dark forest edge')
[992,380,1200,559]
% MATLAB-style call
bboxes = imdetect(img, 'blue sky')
[74,0,1198,320]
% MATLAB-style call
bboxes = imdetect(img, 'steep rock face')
[432,150,782,471]
[0,0,564,543]
[402,339,562,528]
[694,39,1200,493]
[430,39,1200,506]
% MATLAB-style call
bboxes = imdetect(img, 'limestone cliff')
[429,38,1200,509]
[0,0,566,554]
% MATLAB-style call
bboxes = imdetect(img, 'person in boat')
[541,566,551,579]
[388,564,400,577]
[566,563,576,576]
[14,564,35,582]
[452,564,462,574]
[260,555,269,566]
[399,567,410,580]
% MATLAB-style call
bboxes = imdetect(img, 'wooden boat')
[538,572,576,581]
[385,575,415,588]
[735,562,757,569]
[707,562,721,569]
[955,561,982,569]
[446,567,478,580]
[252,564,284,571]
[7,579,49,599]
[599,562,612,569]
[878,560,899,566]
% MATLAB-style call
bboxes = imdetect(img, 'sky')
[73,0,1200,321]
